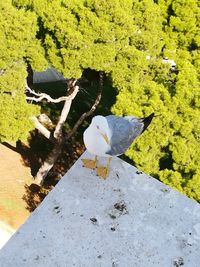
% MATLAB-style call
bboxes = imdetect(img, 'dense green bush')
[0,0,199,201]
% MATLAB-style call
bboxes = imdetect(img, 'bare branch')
[54,82,79,139]
[25,83,79,103]
[31,80,79,141]
[34,141,62,185]
[26,95,72,103]
[32,116,51,139]
[66,71,104,140]
[34,79,79,185]
[25,84,41,96]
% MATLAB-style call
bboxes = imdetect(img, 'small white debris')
[162,57,176,69]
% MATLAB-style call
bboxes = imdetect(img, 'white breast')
[83,126,111,157]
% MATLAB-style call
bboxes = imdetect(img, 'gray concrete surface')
[0,151,200,267]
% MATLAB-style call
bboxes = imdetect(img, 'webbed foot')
[96,166,109,179]
[81,158,97,169]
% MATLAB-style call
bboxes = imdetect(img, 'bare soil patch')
[0,143,33,230]
[0,139,84,230]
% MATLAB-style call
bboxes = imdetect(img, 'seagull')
[82,113,155,178]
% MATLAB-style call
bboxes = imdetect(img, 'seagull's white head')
[91,116,111,144]
[83,115,111,157]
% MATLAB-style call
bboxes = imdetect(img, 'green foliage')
[111,0,200,202]
[0,1,43,142]
[1,0,200,201]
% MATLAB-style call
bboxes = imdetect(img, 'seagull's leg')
[82,155,98,170]
[96,157,112,179]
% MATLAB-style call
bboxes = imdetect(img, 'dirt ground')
[0,143,33,230]
[0,138,84,232]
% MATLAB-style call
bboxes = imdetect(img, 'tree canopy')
[0,0,200,200]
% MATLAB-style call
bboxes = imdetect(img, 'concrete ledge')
[0,151,200,266]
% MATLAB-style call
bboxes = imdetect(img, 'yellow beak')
[100,132,109,144]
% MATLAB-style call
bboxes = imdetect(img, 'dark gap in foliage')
[159,145,173,171]
[32,68,117,139]
[67,68,117,138]
[189,39,199,51]
[70,10,81,23]
[166,4,175,24]
[20,68,117,211]
[120,154,135,166]
[150,173,159,180]
[36,17,47,44]
[36,17,63,65]
[190,98,196,108]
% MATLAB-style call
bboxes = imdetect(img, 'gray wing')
[105,115,144,156]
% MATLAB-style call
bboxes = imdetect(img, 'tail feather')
[141,113,155,133]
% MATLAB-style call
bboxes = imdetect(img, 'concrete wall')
[0,151,200,266]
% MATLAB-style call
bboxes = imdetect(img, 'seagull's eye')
[96,125,100,129]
